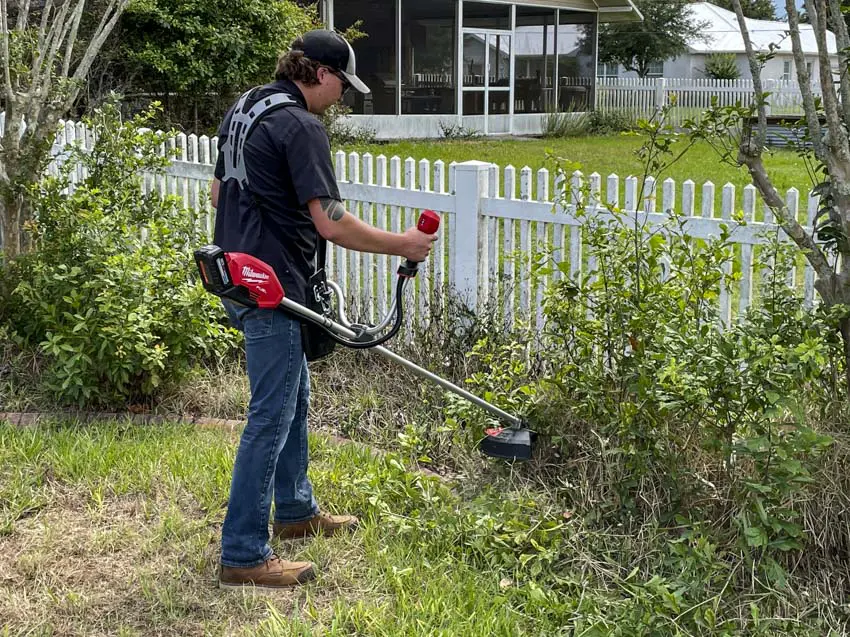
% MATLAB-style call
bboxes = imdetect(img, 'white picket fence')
[327,151,819,334]
[596,78,821,128]
[161,138,821,334]
[4,118,821,336]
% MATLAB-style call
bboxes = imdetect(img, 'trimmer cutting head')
[479,423,537,461]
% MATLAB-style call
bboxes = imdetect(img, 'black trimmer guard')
[479,425,537,461]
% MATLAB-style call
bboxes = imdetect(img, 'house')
[313,0,642,138]
[604,2,838,82]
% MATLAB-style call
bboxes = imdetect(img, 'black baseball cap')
[296,30,370,94]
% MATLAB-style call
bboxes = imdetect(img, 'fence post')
[655,77,667,110]
[452,161,490,312]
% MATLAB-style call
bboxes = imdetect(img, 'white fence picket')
[376,154,389,320]
[740,185,756,319]
[719,183,735,326]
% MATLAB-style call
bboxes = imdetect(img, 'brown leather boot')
[273,512,359,540]
[219,555,316,589]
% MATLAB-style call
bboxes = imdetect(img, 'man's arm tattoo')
[319,197,346,221]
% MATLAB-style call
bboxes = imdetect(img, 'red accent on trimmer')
[225,253,285,308]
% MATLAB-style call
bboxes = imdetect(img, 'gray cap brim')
[342,71,370,94]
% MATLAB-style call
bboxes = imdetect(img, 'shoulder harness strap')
[220,89,298,189]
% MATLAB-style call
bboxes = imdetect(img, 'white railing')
[4,119,821,336]
[595,77,822,128]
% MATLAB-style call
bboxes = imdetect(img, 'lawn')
[339,135,813,203]
[0,419,571,636]
[0,418,840,636]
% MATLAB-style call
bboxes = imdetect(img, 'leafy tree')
[598,0,710,77]
[710,0,777,19]
[1,0,129,259]
[96,0,318,132]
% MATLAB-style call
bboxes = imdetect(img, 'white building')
[315,0,642,138]
[602,2,838,82]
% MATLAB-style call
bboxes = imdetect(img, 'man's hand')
[401,227,437,263]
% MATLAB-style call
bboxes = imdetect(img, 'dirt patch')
[0,488,316,636]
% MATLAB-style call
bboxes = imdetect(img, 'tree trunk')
[0,197,22,260]
[839,316,850,398]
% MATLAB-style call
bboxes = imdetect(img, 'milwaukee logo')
[242,266,269,281]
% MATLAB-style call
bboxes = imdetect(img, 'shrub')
[321,103,377,146]
[448,159,838,583]
[3,100,238,405]
[588,109,638,134]
[704,53,741,80]
[541,109,591,138]
[438,121,482,140]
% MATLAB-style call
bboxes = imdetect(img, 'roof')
[506,0,642,22]
[687,2,836,55]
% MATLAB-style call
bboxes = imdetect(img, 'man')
[210,29,436,589]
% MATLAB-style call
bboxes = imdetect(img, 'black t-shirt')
[213,80,339,305]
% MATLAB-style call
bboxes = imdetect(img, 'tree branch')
[37,0,77,106]
[742,154,835,299]
[16,0,32,32]
[730,0,766,149]
[70,0,129,85]
[34,0,55,73]
[61,0,86,78]
[827,0,850,125]
[1,0,12,101]
[30,1,63,98]
[786,0,827,160]
[805,0,850,164]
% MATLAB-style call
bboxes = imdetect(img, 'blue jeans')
[220,301,320,568]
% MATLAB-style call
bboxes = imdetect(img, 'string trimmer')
[193,210,536,461]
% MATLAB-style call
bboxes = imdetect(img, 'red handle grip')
[417,209,440,235]
[400,210,441,276]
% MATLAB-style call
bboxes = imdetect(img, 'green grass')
[0,418,843,636]
[339,136,812,203]
[0,419,564,636]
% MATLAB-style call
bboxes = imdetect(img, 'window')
[335,0,397,115]
[402,0,457,114]
[597,62,618,78]
[782,60,792,82]
[557,11,596,111]
[806,61,813,79]
[646,60,664,77]
[514,7,558,114]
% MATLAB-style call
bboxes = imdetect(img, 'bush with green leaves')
[588,109,637,134]
[3,101,238,405]
[321,103,377,146]
[89,0,319,132]
[542,109,591,138]
[704,52,741,80]
[448,157,838,587]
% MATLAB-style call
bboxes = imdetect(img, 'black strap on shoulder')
[220,87,299,189]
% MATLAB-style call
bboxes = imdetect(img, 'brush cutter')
[193,210,536,461]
